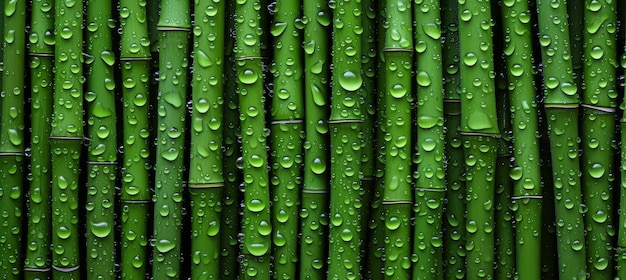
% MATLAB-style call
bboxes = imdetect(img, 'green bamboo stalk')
[580,1,617,278]
[536,0,587,279]
[299,1,331,279]
[366,3,386,279]
[328,0,364,278]
[567,0,584,90]
[188,0,226,278]
[495,141,514,279]
[151,0,191,277]
[147,0,160,117]
[617,11,626,278]
[413,0,445,278]
[539,133,558,279]
[0,0,27,278]
[147,0,159,53]
[0,0,4,92]
[220,88,241,277]
[259,0,273,59]
[494,70,515,278]
[220,1,241,277]
[620,139,626,278]
[269,0,304,279]
[619,92,626,278]
[457,0,500,279]
[369,38,386,280]
[620,1,626,47]
[381,1,413,278]
[118,0,153,279]
[442,102,465,280]
[24,0,55,278]
[534,3,559,275]
[50,0,84,277]
[85,0,118,277]
[540,132,558,279]
[359,0,376,275]
[441,0,465,278]
[220,62,241,279]
[236,0,272,278]
[369,119,385,280]
[500,0,543,278]
[119,0,152,278]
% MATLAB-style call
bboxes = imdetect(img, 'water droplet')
[249,154,264,167]
[386,216,400,230]
[90,221,112,238]
[390,83,407,98]
[589,163,605,179]
[464,53,478,66]
[155,239,176,253]
[248,199,266,212]
[338,70,362,91]
[417,71,431,87]
[571,239,583,251]
[311,158,326,174]
[57,226,71,239]
[422,23,441,40]
[239,69,259,85]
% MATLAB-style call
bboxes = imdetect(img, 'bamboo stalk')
[457,1,501,279]
[0,0,27,277]
[119,0,153,277]
[188,0,226,278]
[50,0,85,277]
[236,0,272,278]
[299,1,331,279]
[151,0,191,277]
[580,1,617,278]
[269,0,304,278]
[24,0,55,278]
[536,0,587,278]
[84,0,118,277]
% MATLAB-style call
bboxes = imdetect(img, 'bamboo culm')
[119,0,153,277]
[151,0,191,277]
[0,0,27,278]
[537,0,587,279]
[24,0,55,278]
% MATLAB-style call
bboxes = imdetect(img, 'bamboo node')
[302,189,328,194]
[119,199,151,204]
[459,131,501,138]
[0,152,24,156]
[414,187,446,192]
[86,161,118,165]
[443,98,461,103]
[156,26,192,32]
[270,119,304,125]
[29,52,54,57]
[119,56,152,61]
[544,103,579,109]
[52,265,80,272]
[49,136,84,141]
[235,56,266,61]
[23,267,52,272]
[581,103,617,113]
[382,47,414,53]
[381,200,413,205]
[511,195,543,200]
[328,119,364,124]
[189,183,225,189]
